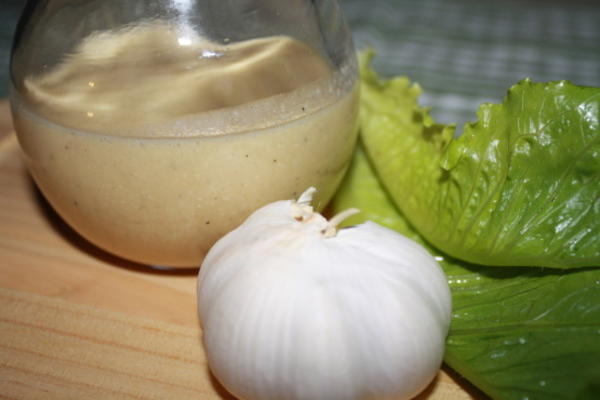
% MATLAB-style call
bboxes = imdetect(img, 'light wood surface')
[0,100,480,400]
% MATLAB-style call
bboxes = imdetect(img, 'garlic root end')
[297,187,317,205]
[293,188,360,236]
[323,208,360,237]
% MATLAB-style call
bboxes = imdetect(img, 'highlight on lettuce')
[332,52,600,400]
[359,51,599,269]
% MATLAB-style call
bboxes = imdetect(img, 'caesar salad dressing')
[13,23,359,266]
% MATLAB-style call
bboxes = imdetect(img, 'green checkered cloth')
[342,0,600,128]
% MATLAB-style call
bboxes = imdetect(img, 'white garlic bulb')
[197,188,451,400]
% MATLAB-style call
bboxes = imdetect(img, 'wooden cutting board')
[0,101,482,400]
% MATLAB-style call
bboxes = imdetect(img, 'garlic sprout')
[197,187,452,400]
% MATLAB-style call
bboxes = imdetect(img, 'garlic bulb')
[197,188,451,400]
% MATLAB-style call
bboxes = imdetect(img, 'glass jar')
[10,0,359,267]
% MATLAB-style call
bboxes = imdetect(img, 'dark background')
[1,0,28,97]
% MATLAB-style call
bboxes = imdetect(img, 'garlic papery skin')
[197,188,452,400]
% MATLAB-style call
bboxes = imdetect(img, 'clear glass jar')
[10,0,359,267]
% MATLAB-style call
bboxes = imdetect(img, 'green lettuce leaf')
[333,144,418,239]
[332,142,600,400]
[359,52,600,269]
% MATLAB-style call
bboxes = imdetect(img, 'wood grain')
[0,100,480,400]
[0,288,217,400]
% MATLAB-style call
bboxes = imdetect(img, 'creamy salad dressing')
[13,23,359,266]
